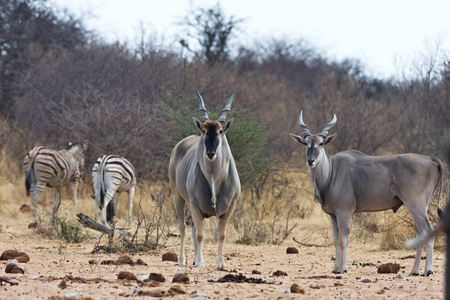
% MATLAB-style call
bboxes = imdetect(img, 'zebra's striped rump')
[23,143,86,216]
[92,154,137,225]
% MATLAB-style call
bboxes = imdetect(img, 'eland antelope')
[168,90,241,268]
[290,111,444,276]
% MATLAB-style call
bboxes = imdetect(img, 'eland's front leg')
[330,215,342,273]
[190,204,205,267]
[216,208,234,269]
[334,213,351,274]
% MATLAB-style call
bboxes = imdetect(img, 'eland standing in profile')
[290,111,444,276]
[169,90,241,268]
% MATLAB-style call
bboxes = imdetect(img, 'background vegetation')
[1,0,449,247]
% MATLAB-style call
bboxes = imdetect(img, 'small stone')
[272,270,287,276]
[172,273,190,284]
[135,258,147,266]
[286,247,299,254]
[5,263,25,274]
[290,283,305,294]
[394,273,405,279]
[117,271,137,281]
[149,272,165,282]
[378,263,401,274]
[252,270,261,275]
[309,284,326,289]
[64,292,81,300]
[1,250,30,262]
[358,278,372,283]
[162,252,178,262]
[28,221,38,229]
[20,204,32,213]
[117,255,134,265]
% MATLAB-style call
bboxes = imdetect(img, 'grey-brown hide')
[290,111,444,276]
[168,90,241,269]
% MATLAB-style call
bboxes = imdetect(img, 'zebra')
[91,155,137,225]
[24,143,86,217]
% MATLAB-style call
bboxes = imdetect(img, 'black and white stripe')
[24,143,86,216]
[92,155,137,225]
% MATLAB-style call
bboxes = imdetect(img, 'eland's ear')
[289,133,307,145]
[193,117,203,133]
[324,133,337,145]
[222,118,234,133]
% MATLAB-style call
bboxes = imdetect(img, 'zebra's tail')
[106,201,115,224]
[25,166,32,197]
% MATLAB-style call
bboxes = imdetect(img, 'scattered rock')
[290,283,305,294]
[28,221,38,229]
[334,282,344,287]
[377,289,386,294]
[309,284,326,289]
[0,250,30,262]
[213,273,268,284]
[378,263,400,274]
[100,260,116,265]
[358,278,372,283]
[394,273,405,279]
[135,258,147,266]
[117,271,137,281]
[272,270,287,276]
[5,263,24,274]
[162,252,178,262]
[117,255,134,265]
[360,262,376,267]
[252,270,261,275]
[172,273,190,284]
[149,273,166,282]
[286,247,299,254]
[168,285,186,296]
[19,204,32,213]
[88,260,98,265]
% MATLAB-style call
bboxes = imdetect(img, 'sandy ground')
[0,209,446,300]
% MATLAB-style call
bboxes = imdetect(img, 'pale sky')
[51,0,450,79]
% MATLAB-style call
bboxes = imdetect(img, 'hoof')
[332,269,347,274]
[409,272,419,276]
[422,270,433,277]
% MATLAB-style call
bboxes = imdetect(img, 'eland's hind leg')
[403,201,434,276]
[174,193,186,265]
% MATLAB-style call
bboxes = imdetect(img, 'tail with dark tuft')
[25,168,31,196]
[106,201,115,224]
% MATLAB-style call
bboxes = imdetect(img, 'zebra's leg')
[101,189,116,226]
[114,192,120,215]
[127,186,136,222]
[69,180,79,209]
[31,182,45,217]
[52,186,62,221]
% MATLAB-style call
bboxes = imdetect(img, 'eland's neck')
[308,152,332,192]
